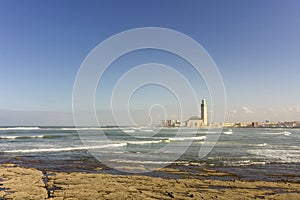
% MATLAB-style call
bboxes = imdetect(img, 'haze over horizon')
[0,0,300,126]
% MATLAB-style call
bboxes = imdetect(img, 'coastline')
[1,127,299,199]
[1,164,299,199]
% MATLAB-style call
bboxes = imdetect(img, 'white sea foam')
[60,128,79,130]
[0,127,40,131]
[113,160,173,164]
[282,131,292,136]
[256,143,267,147]
[0,136,18,139]
[0,135,44,139]
[91,143,127,148]
[141,129,154,132]
[167,136,206,141]
[262,131,292,136]
[223,130,233,135]
[109,159,189,165]
[224,160,266,166]
[123,130,135,133]
[4,143,127,153]
[59,127,122,131]
[248,149,300,163]
[61,127,99,131]
[34,135,45,138]
[127,140,161,145]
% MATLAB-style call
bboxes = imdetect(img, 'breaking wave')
[262,131,292,136]
[4,143,127,153]
[0,127,40,131]
[127,140,161,145]
[0,135,44,139]
[167,136,206,141]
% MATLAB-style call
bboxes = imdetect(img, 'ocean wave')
[57,127,122,131]
[256,143,267,147]
[248,149,300,163]
[109,159,173,164]
[42,134,72,139]
[4,147,86,153]
[108,159,190,165]
[60,128,80,131]
[122,130,135,133]
[262,131,292,136]
[0,134,74,140]
[61,127,102,131]
[4,143,127,153]
[167,136,206,141]
[47,127,161,132]
[0,135,44,139]
[0,127,40,131]
[223,160,266,166]
[125,136,207,144]
[141,129,154,132]
[127,140,161,145]
[223,130,233,135]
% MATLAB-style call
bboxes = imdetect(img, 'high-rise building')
[201,99,207,126]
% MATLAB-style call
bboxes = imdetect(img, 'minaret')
[201,99,207,126]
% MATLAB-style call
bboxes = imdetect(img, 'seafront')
[1,164,300,199]
[1,1,300,199]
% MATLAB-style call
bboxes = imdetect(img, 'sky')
[0,0,300,125]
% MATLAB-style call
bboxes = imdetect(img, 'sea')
[0,126,299,182]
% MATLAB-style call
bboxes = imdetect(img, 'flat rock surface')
[0,164,47,199]
[0,164,299,199]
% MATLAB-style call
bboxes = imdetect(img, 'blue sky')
[0,0,300,125]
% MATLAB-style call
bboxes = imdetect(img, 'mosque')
[160,99,208,128]
[186,99,208,128]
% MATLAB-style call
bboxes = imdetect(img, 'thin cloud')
[242,107,254,114]
[288,105,300,112]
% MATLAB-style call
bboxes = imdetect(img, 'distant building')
[160,99,208,128]
[235,122,248,128]
[186,99,208,128]
[160,120,172,127]
[186,116,203,128]
[160,119,182,127]
[223,122,236,127]
[252,122,259,128]
[201,99,207,126]
[180,120,187,127]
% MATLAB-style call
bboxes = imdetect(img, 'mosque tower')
[201,99,207,126]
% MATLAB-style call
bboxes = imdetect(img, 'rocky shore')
[0,164,299,199]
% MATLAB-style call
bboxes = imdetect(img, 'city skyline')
[0,1,300,125]
[161,99,208,128]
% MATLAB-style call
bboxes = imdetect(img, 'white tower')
[201,99,207,126]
